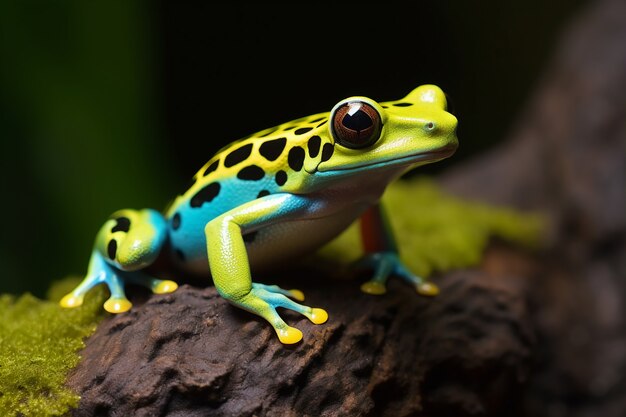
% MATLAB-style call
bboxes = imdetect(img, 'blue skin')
[169,177,288,262]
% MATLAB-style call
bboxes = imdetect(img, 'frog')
[60,85,458,344]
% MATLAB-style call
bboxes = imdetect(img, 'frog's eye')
[331,101,382,149]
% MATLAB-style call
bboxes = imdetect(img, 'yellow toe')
[360,281,387,295]
[309,308,328,325]
[103,298,133,313]
[416,282,440,296]
[153,280,178,294]
[59,294,83,308]
[276,326,303,344]
[289,289,305,302]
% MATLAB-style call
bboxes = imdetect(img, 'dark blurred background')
[0,2,586,296]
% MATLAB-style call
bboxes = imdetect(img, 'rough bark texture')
[68,261,535,417]
[67,1,626,416]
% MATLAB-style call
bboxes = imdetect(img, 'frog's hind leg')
[60,208,177,313]
[60,250,133,313]
[59,250,108,309]
[357,203,439,296]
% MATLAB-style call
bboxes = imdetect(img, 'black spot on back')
[237,165,265,181]
[111,217,131,233]
[259,137,287,161]
[283,126,296,131]
[203,160,219,177]
[321,143,334,162]
[107,239,117,260]
[257,190,270,198]
[243,231,258,243]
[316,120,327,128]
[393,102,413,107]
[190,182,221,208]
[275,170,287,186]
[308,136,321,158]
[175,249,185,261]
[295,127,312,135]
[288,146,305,171]
[171,213,181,230]
[224,144,253,167]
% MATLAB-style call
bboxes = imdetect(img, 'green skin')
[60,85,458,344]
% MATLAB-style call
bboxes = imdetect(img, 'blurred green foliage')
[0,2,171,295]
[0,277,105,416]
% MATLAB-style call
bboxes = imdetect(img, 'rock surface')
[68,247,535,417]
[68,1,626,415]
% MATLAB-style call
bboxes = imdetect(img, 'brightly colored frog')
[60,85,458,344]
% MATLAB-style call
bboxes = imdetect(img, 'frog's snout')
[420,112,459,157]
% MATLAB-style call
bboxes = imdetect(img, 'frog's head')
[316,85,458,176]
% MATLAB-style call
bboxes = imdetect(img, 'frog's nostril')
[426,122,434,130]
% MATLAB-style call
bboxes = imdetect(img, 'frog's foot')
[126,272,179,295]
[110,272,178,313]
[235,284,328,344]
[354,252,439,297]
[60,251,180,314]
[60,268,133,314]
[100,271,134,313]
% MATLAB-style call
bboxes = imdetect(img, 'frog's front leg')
[60,209,178,313]
[206,194,328,344]
[356,203,439,296]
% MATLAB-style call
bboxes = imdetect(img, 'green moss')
[0,278,105,417]
[317,177,543,277]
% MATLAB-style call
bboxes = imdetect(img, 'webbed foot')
[59,251,179,314]
[234,283,328,344]
[353,251,439,297]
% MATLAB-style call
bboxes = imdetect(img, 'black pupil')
[342,107,373,132]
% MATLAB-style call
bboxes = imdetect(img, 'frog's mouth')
[317,143,458,175]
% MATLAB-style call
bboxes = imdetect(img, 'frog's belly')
[180,206,365,276]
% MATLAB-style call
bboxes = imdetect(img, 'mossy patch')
[0,278,105,417]
[317,177,543,277]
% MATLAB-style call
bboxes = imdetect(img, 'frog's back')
[165,113,334,269]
